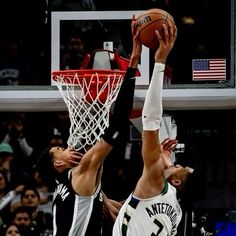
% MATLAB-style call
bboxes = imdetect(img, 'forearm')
[18,137,33,157]
[0,191,16,210]
[102,67,136,146]
[103,196,123,223]
[112,67,136,118]
[129,50,140,68]
[142,63,165,131]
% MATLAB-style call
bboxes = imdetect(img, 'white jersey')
[113,182,182,236]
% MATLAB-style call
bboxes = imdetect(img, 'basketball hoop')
[52,69,125,152]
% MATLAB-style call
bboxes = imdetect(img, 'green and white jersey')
[113,182,182,236]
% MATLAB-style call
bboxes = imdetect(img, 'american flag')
[192,59,226,81]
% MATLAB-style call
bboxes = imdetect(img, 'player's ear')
[170,178,181,187]
[53,160,64,168]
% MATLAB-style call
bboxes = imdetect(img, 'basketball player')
[112,21,194,236]
[46,18,142,236]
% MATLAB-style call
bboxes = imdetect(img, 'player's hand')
[68,150,83,166]
[154,20,177,64]
[161,138,178,159]
[129,15,142,68]
[14,185,25,194]
[103,193,123,223]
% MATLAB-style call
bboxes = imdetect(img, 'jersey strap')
[121,196,140,236]
[161,180,169,195]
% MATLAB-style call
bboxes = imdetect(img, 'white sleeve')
[18,137,33,157]
[142,63,165,131]
[0,191,16,210]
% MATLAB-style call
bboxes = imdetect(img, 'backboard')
[51,11,150,87]
[51,10,236,111]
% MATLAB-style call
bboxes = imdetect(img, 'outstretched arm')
[142,21,177,167]
[102,16,141,146]
[103,193,123,224]
[72,17,142,195]
[133,21,177,197]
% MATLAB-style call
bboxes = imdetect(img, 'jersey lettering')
[146,203,178,235]
[55,183,70,201]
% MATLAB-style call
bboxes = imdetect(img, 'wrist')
[126,67,137,78]
[154,62,165,70]
[129,55,140,68]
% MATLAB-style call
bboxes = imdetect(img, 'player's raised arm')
[141,21,177,166]
[71,16,142,193]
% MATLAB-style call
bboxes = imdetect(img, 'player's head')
[164,164,194,191]
[48,146,82,173]
[35,146,83,188]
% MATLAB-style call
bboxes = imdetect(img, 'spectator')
[0,143,14,180]
[0,170,11,226]
[2,112,33,160]
[19,186,52,235]
[0,223,21,236]
[12,206,40,236]
[0,143,28,188]
[10,155,54,215]
[28,167,53,214]
[0,38,30,85]
[0,184,24,212]
[0,170,24,225]
[1,112,34,183]
[60,29,87,70]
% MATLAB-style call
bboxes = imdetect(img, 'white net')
[52,70,125,152]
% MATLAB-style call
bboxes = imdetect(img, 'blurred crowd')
[0,111,141,236]
[0,111,72,235]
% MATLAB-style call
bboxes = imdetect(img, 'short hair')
[167,167,191,192]
[12,206,32,220]
[20,185,40,201]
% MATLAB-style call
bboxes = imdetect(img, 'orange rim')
[52,69,126,84]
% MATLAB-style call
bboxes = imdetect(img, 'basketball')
[135,9,175,49]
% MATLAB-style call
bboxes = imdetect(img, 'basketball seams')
[139,16,173,45]
[136,13,167,25]
[136,13,174,31]
[135,9,175,49]
[139,20,166,45]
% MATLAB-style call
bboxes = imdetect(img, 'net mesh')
[52,70,125,152]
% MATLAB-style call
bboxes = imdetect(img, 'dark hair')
[20,185,40,201]
[0,223,20,236]
[12,206,32,220]
[0,169,10,192]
